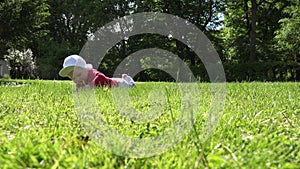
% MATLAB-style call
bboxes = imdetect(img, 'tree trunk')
[249,0,257,62]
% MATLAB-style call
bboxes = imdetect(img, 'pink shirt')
[76,69,118,88]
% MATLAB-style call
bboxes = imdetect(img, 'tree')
[275,0,300,62]
[0,0,49,56]
[249,0,257,62]
[221,0,250,62]
[133,0,224,66]
[36,0,118,79]
[221,0,290,62]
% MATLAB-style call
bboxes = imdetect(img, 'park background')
[0,0,299,82]
[0,1,299,168]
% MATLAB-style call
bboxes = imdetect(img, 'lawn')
[0,80,299,168]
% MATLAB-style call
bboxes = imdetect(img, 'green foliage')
[221,0,249,62]
[45,0,108,50]
[275,0,300,62]
[3,74,11,80]
[42,0,225,80]
[35,36,78,79]
[130,61,300,82]
[191,61,300,82]
[0,81,299,168]
[224,61,300,82]
[135,69,176,82]
[221,0,291,62]
[41,0,126,79]
[0,0,50,54]
[1,0,299,81]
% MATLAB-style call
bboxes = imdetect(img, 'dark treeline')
[0,0,299,81]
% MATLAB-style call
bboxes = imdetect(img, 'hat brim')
[59,66,75,77]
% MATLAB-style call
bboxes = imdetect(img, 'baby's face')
[68,67,89,85]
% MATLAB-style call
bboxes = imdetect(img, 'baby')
[59,55,135,89]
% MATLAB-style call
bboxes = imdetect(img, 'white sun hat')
[59,55,92,77]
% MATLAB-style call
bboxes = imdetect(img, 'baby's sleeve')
[92,72,118,87]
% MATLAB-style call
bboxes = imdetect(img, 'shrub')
[191,61,300,82]
[4,48,36,79]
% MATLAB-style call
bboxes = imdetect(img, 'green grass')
[0,80,299,168]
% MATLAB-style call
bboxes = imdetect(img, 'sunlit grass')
[0,80,299,168]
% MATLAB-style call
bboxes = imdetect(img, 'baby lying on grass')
[59,55,135,89]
